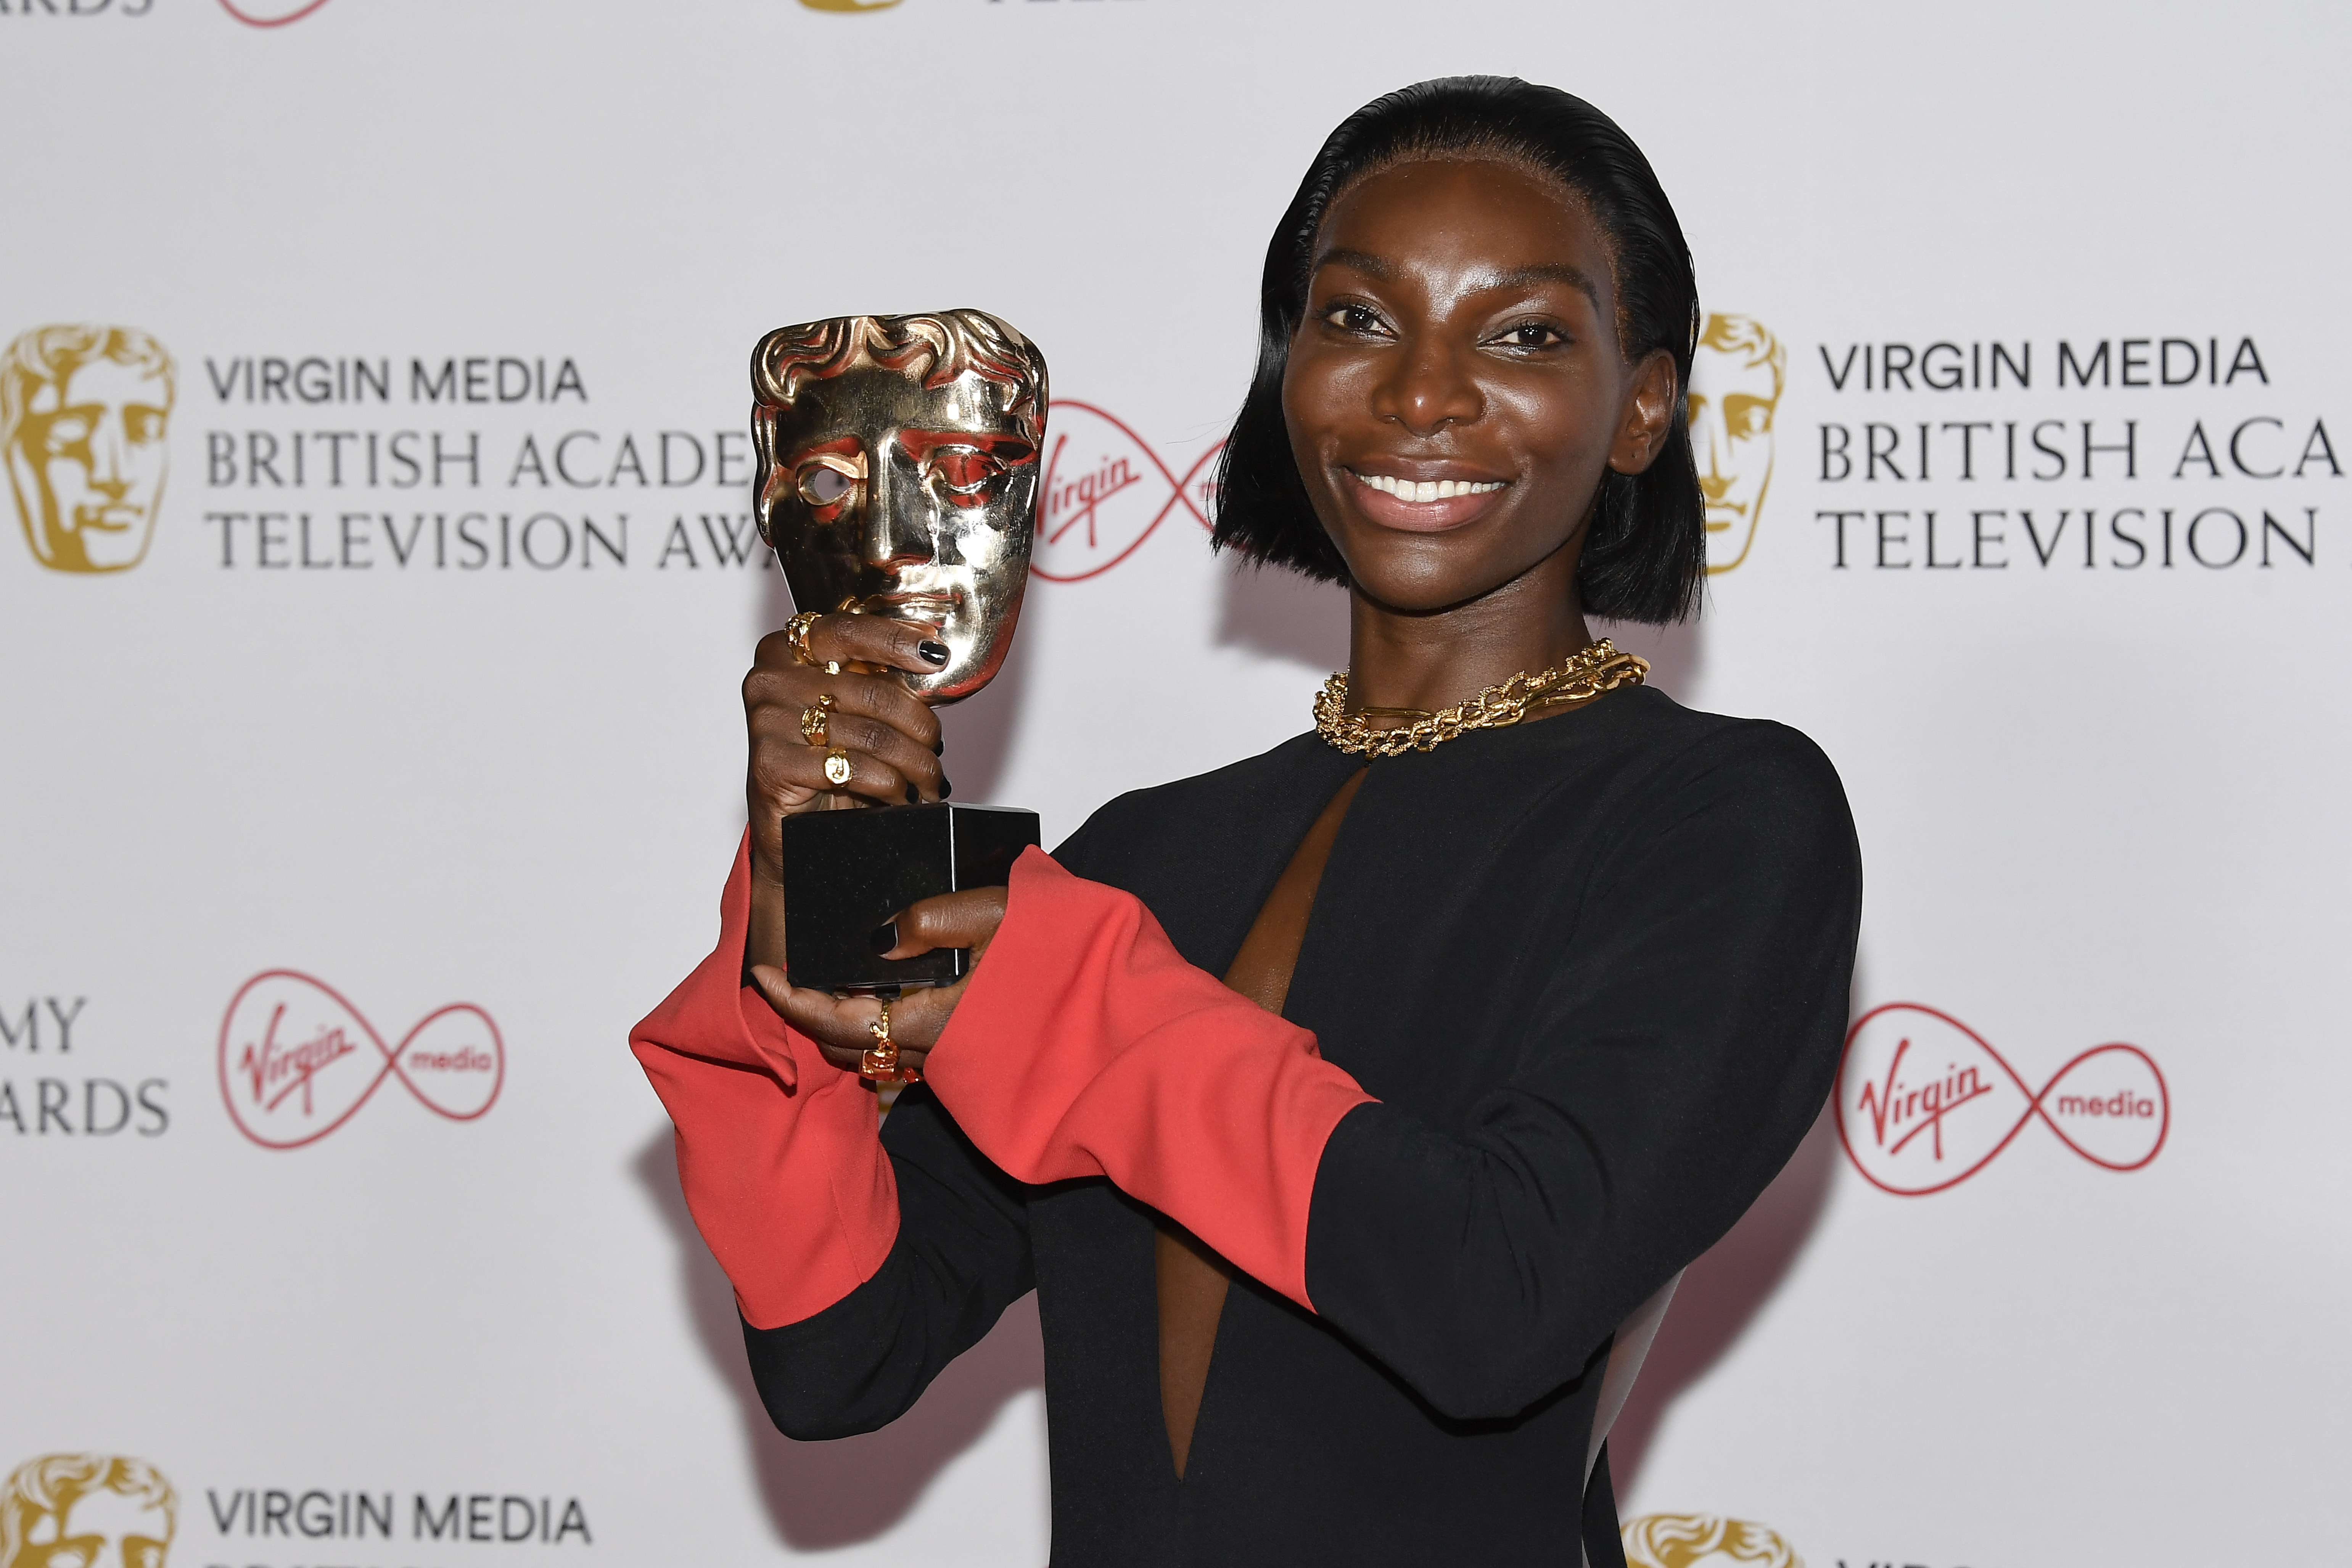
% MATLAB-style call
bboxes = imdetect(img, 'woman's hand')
[743,613,951,975]
[748,886,1009,1077]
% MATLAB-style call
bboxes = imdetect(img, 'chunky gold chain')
[1312,639,1649,758]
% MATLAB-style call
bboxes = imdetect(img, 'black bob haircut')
[1210,76,1705,624]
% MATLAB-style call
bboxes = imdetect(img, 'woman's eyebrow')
[1473,262,1602,310]
[1311,251,1602,312]
[1313,247,1394,280]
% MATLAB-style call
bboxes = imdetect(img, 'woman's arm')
[915,726,1860,1422]
[632,834,1035,1436]
[630,832,901,1327]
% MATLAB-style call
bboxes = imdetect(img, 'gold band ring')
[801,693,835,747]
[823,747,853,787]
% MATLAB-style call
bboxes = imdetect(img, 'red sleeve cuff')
[925,846,1374,1312]
[629,831,900,1329]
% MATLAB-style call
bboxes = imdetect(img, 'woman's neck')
[1343,548,1593,715]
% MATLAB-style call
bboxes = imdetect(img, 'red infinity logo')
[1032,401,1221,583]
[1834,1002,2169,1195]
[217,970,504,1150]
[219,0,334,25]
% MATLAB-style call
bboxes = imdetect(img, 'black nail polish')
[932,737,944,756]
[918,639,950,665]
[869,920,898,955]
[904,782,921,804]
[938,775,952,799]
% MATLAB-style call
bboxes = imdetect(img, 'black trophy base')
[780,802,1041,995]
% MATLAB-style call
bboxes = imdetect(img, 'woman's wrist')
[744,869,788,985]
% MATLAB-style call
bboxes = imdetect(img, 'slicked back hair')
[1210,77,1705,624]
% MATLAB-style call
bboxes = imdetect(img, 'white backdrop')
[5,3,2347,1565]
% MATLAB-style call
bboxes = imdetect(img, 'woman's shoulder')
[1566,686,1858,871]
[1570,684,1845,796]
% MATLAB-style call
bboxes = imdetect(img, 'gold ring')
[784,610,823,668]
[801,693,835,747]
[861,1002,918,1084]
[824,747,853,787]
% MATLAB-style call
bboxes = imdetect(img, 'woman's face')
[1282,156,1675,614]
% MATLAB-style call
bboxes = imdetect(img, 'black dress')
[742,685,1862,1565]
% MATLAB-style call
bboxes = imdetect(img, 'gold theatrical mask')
[2,326,176,575]
[1686,314,1785,576]
[753,310,1047,702]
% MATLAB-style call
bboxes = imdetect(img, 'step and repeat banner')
[4,2,2344,1565]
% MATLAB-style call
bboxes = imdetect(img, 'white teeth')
[1355,472,1503,501]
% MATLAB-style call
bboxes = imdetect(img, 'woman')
[633,77,1861,1567]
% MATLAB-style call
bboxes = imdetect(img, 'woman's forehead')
[1314,157,1612,293]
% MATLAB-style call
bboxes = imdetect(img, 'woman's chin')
[1331,532,1523,614]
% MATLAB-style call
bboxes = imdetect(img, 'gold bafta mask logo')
[2,325,176,574]
[1687,314,1784,575]
[0,1454,176,1568]
[1622,1512,1804,1568]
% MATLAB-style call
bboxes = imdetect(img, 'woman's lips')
[1345,468,1509,532]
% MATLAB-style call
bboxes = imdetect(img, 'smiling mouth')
[1343,468,1511,533]
[1350,471,1507,503]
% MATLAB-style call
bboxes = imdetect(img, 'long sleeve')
[1300,728,1861,1419]
[629,831,900,1328]
[923,848,1374,1311]
[927,725,1860,1423]
[632,832,1037,1442]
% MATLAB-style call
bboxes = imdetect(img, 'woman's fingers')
[749,715,923,811]
[872,888,1009,960]
[748,698,943,807]
[752,613,951,680]
[746,965,971,1077]
[748,966,880,1072]
[808,612,955,678]
[745,638,944,760]
[742,614,949,833]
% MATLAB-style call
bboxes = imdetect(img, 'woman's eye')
[1497,323,1565,349]
[1324,303,1382,334]
[798,465,853,505]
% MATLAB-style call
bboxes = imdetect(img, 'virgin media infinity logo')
[219,0,335,24]
[1033,402,1220,583]
[217,971,502,1150]
[1834,1002,2169,1195]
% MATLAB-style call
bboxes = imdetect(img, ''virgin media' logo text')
[217,971,502,1149]
[1834,1002,2168,1195]
[1032,401,1219,582]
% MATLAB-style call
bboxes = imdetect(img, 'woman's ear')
[1607,349,1680,476]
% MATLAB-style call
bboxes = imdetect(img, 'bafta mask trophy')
[753,309,1047,995]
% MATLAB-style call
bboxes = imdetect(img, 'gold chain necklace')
[1312,639,1649,758]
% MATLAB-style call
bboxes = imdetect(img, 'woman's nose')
[1377,337,1483,436]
